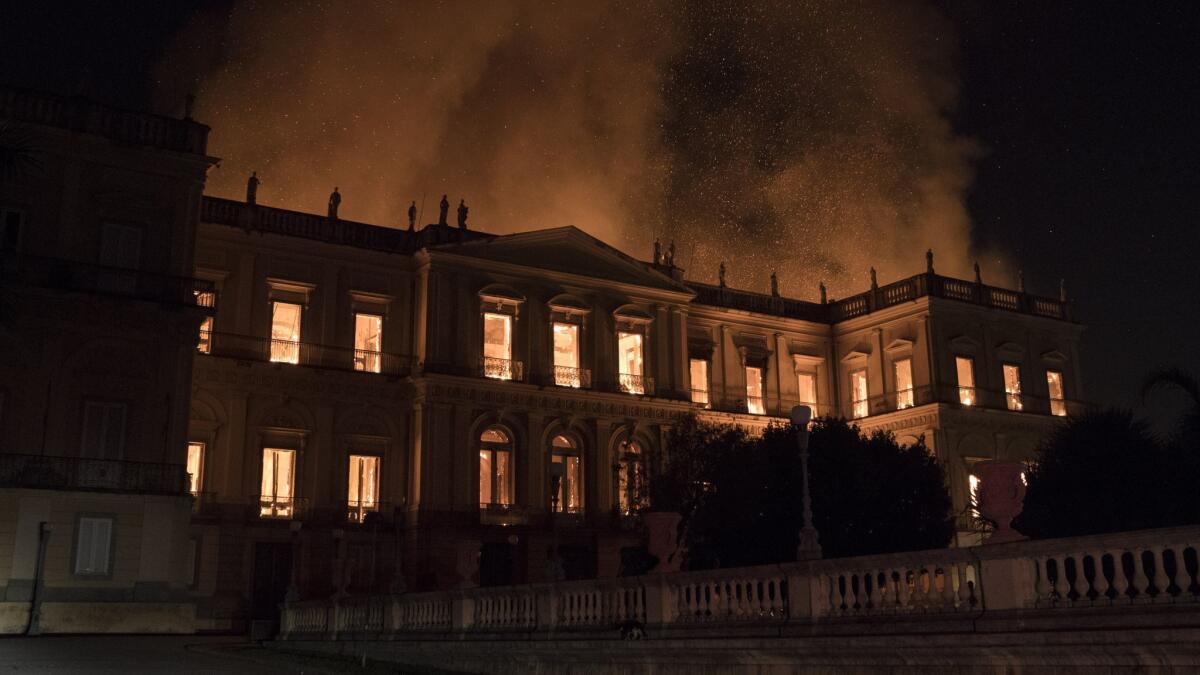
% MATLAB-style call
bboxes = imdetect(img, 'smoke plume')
[167,0,993,299]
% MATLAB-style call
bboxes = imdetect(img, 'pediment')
[995,341,1025,357]
[841,349,870,363]
[948,334,982,352]
[1040,349,1067,363]
[435,227,692,293]
[884,338,915,354]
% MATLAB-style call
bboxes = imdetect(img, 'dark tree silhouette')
[1142,367,1200,452]
[656,415,953,569]
[1015,409,1200,538]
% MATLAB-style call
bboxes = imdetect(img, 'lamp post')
[791,406,822,560]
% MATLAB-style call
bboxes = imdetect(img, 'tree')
[655,415,953,569]
[1141,367,1200,452]
[1014,409,1200,538]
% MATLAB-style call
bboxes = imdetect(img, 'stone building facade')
[187,194,1082,631]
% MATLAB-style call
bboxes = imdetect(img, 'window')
[1003,364,1023,411]
[616,440,645,515]
[479,428,513,506]
[617,331,645,394]
[195,291,215,354]
[74,516,113,576]
[99,223,142,269]
[1047,370,1067,416]
[690,359,710,407]
[550,435,582,514]
[81,401,126,459]
[894,359,914,409]
[745,366,765,415]
[955,356,976,406]
[797,372,817,418]
[553,322,582,387]
[1,207,23,251]
[270,301,302,364]
[260,447,296,518]
[482,312,514,379]
[186,442,205,496]
[354,313,383,373]
[347,454,380,523]
[851,369,869,419]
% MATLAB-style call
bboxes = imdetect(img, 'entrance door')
[251,542,293,627]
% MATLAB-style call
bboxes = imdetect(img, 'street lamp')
[791,406,822,560]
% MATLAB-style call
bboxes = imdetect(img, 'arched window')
[616,440,646,515]
[479,427,513,507]
[550,435,582,514]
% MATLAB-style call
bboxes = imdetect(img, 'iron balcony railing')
[847,384,1086,420]
[552,365,591,389]
[4,254,215,308]
[618,373,655,396]
[345,500,391,525]
[198,330,415,376]
[256,495,310,520]
[480,357,525,382]
[0,453,188,494]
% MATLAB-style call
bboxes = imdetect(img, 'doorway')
[251,542,292,628]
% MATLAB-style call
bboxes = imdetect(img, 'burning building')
[0,86,1082,634]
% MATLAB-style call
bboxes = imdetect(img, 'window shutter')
[75,517,112,575]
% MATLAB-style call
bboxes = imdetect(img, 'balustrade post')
[643,574,675,628]
[451,590,476,632]
[784,564,818,622]
[535,583,556,632]
[978,554,1033,611]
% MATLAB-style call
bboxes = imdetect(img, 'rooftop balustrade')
[0,453,188,495]
[279,524,1200,642]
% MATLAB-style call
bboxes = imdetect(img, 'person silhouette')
[457,199,469,229]
[328,187,341,219]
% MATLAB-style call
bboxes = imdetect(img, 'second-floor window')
[955,356,976,406]
[690,358,710,407]
[186,441,205,496]
[617,331,645,394]
[1004,364,1023,411]
[196,291,215,354]
[1047,370,1067,416]
[354,313,383,373]
[553,322,582,387]
[851,369,869,419]
[81,400,126,459]
[479,427,513,507]
[260,447,296,518]
[482,312,514,380]
[745,366,765,415]
[797,371,817,418]
[894,359,914,409]
[347,454,380,523]
[270,301,302,364]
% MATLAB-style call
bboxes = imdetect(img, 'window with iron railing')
[353,313,383,373]
[270,301,302,364]
[617,331,645,394]
[347,454,380,523]
[1046,370,1067,416]
[1003,364,1023,411]
[894,359,914,409]
[550,435,583,514]
[955,356,976,406]
[745,366,765,415]
[552,322,585,388]
[195,290,215,354]
[479,427,513,507]
[260,447,296,518]
[482,312,513,380]
[797,371,818,418]
[690,358,710,407]
[851,369,869,419]
[616,440,646,515]
[186,441,205,496]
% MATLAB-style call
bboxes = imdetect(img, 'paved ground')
[0,636,444,674]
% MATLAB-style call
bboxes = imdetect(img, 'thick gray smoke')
[164,0,998,299]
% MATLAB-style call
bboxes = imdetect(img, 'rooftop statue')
[438,194,449,226]
[653,239,662,265]
[974,261,982,284]
[328,187,341,220]
[771,271,779,297]
[819,281,827,304]
[407,200,417,231]
[458,199,469,229]
[926,248,935,274]
[667,241,676,267]
[719,261,727,288]
[246,171,259,205]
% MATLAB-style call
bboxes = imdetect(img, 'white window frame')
[894,358,914,410]
[73,515,115,577]
[270,301,303,364]
[690,358,710,407]
[745,366,765,415]
[186,441,205,496]
[479,428,514,507]
[347,454,381,522]
[550,435,583,514]
[260,447,297,518]
[1003,363,1023,411]
[1047,370,1067,416]
[353,312,384,373]
[850,369,869,419]
[955,356,976,406]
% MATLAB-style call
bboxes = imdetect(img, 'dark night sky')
[2,1,1197,417]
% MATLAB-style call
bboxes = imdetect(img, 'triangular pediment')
[432,227,692,293]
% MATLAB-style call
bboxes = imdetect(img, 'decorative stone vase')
[976,460,1028,544]
[643,511,684,573]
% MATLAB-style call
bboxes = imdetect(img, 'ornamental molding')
[193,363,410,402]
[419,382,690,421]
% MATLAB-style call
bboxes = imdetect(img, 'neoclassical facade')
[187,193,1082,630]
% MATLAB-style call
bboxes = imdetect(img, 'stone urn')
[975,460,1028,544]
[643,511,684,573]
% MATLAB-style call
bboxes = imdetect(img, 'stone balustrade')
[278,525,1200,642]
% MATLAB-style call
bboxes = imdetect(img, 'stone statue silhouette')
[719,261,727,288]
[457,199,469,229]
[870,267,878,289]
[407,200,417,231]
[653,239,662,265]
[328,187,341,220]
[819,281,827,304]
[667,241,676,267]
[974,261,982,284]
[770,271,779,297]
[926,249,935,274]
[246,171,260,205]
[438,194,449,226]
[1018,270,1025,293]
